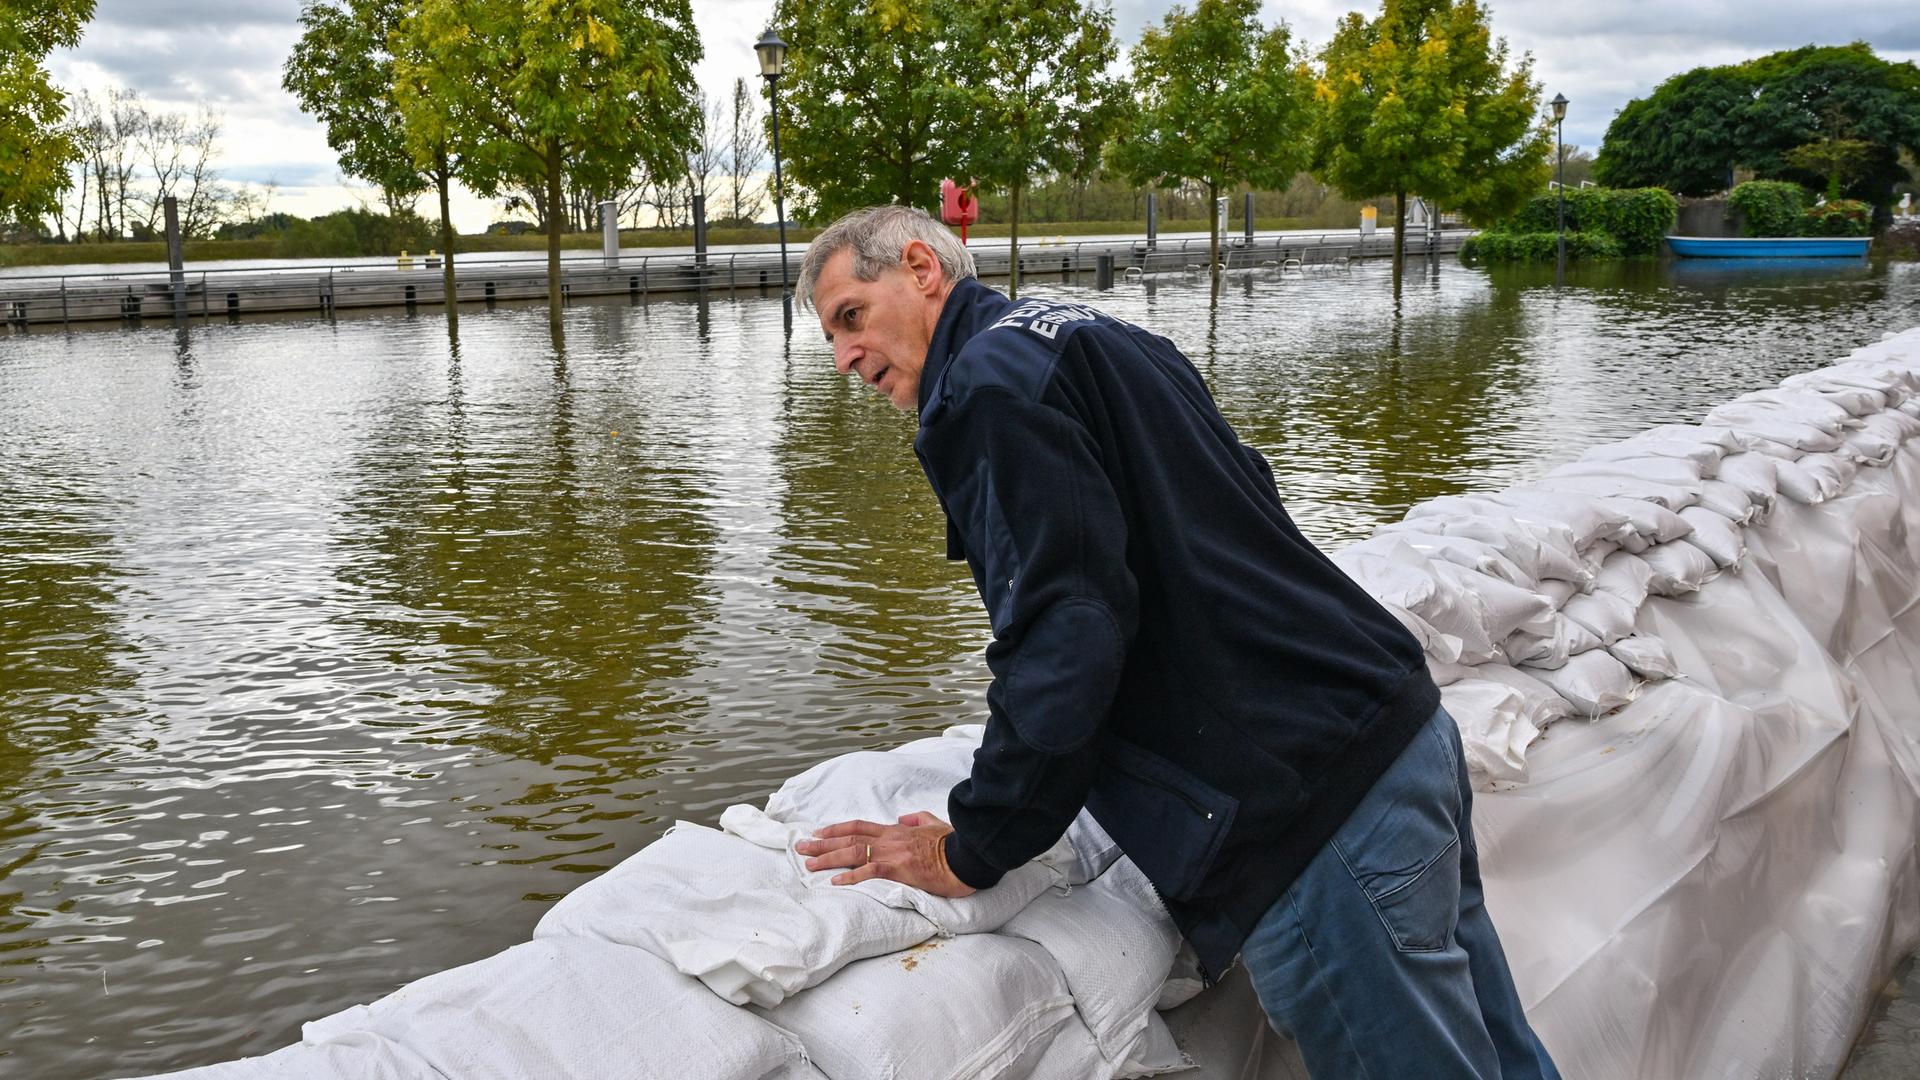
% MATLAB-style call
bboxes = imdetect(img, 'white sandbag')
[1525,648,1637,717]
[1796,452,1860,499]
[1385,601,1476,666]
[300,939,818,1080]
[1551,456,1708,490]
[1560,588,1638,646]
[1592,551,1655,607]
[1628,423,1742,455]
[1703,405,1844,452]
[1349,531,1528,588]
[1155,943,1205,1012]
[1332,543,1495,661]
[1441,678,1543,782]
[1641,540,1719,596]
[756,933,1077,1080]
[1428,657,1474,687]
[1695,478,1764,524]
[760,735,1115,887]
[722,804,1057,939]
[1677,507,1747,570]
[1584,439,1724,476]
[999,857,1181,1064]
[139,1040,447,1080]
[1503,614,1603,670]
[1772,457,1828,504]
[1734,388,1862,428]
[1608,634,1681,681]
[1029,1010,1192,1080]
[1864,408,1920,444]
[1714,453,1780,503]
[1536,578,1579,606]
[1525,473,1698,512]
[535,821,936,1007]
[1425,559,1558,642]
[1594,496,1693,553]
[1478,490,1633,551]
[1379,516,1589,587]
[1840,425,1899,466]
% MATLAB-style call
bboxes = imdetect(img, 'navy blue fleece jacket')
[917,278,1439,980]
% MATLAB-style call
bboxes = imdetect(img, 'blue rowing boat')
[1667,235,1871,258]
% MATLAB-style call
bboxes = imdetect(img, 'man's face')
[812,243,949,412]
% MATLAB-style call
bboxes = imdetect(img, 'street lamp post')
[1552,92,1568,277]
[756,29,792,324]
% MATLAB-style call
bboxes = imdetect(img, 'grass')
[0,215,1386,270]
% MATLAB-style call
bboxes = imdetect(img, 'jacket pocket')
[1086,739,1240,902]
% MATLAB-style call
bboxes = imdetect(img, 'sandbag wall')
[145,325,1920,1080]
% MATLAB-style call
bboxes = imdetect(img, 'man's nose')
[832,340,859,375]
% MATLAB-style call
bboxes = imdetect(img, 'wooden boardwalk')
[0,230,1469,328]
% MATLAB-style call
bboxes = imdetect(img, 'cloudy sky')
[46,0,1920,233]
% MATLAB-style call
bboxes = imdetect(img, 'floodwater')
[3,256,1918,1078]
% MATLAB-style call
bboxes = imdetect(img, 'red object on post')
[940,179,978,243]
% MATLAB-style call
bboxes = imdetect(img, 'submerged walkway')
[0,228,1470,328]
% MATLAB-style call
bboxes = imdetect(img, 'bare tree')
[685,91,725,222]
[178,105,228,237]
[80,87,143,240]
[726,76,765,224]
[137,107,188,234]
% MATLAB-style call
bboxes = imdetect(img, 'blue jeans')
[1241,707,1560,1079]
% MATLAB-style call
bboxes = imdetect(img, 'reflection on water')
[2,258,1917,1076]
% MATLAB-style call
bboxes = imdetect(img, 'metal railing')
[0,229,1472,329]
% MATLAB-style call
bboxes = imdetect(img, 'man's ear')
[901,239,944,296]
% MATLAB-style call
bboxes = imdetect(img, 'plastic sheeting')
[142,326,1920,1080]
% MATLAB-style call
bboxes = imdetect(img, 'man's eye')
[844,308,860,329]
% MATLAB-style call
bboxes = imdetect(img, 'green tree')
[949,0,1120,298]
[1591,67,1751,195]
[1110,0,1312,300]
[394,0,701,343]
[1595,45,1920,224]
[772,0,966,218]
[1310,0,1547,278]
[1741,45,1920,225]
[0,0,93,226]
[290,0,486,331]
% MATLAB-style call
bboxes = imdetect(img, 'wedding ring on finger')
[863,843,873,866]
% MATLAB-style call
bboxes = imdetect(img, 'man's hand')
[794,811,977,898]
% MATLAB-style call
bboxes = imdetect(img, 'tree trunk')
[1009,180,1022,300]
[545,143,565,346]
[437,151,458,337]
[1208,179,1221,306]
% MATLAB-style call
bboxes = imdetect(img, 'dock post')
[1244,192,1255,243]
[60,279,68,330]
[1146,193,1158,250]
[1095,253,1114,290]
[692,194,708,267]
[600,200,619,269]
[164,196,186,319]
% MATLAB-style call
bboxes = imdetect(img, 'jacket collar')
[919,277,1012,420]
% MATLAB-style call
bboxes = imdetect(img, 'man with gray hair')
[790,205,1557,1079]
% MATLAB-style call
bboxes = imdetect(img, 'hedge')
[1460,230,1625,263]
[1727,181,1808,237]
[1498,188,1677,256]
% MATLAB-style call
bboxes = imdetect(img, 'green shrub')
[1726,180,1809,237]
[1489,187,1676,256]
[1801,199,1872,236]
[1460,230,1623,263]
[273,208,436,259]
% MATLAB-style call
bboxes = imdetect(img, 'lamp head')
[755,29,787,79]
[1551,93,1568,122]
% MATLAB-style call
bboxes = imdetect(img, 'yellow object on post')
[397,250,414,270]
